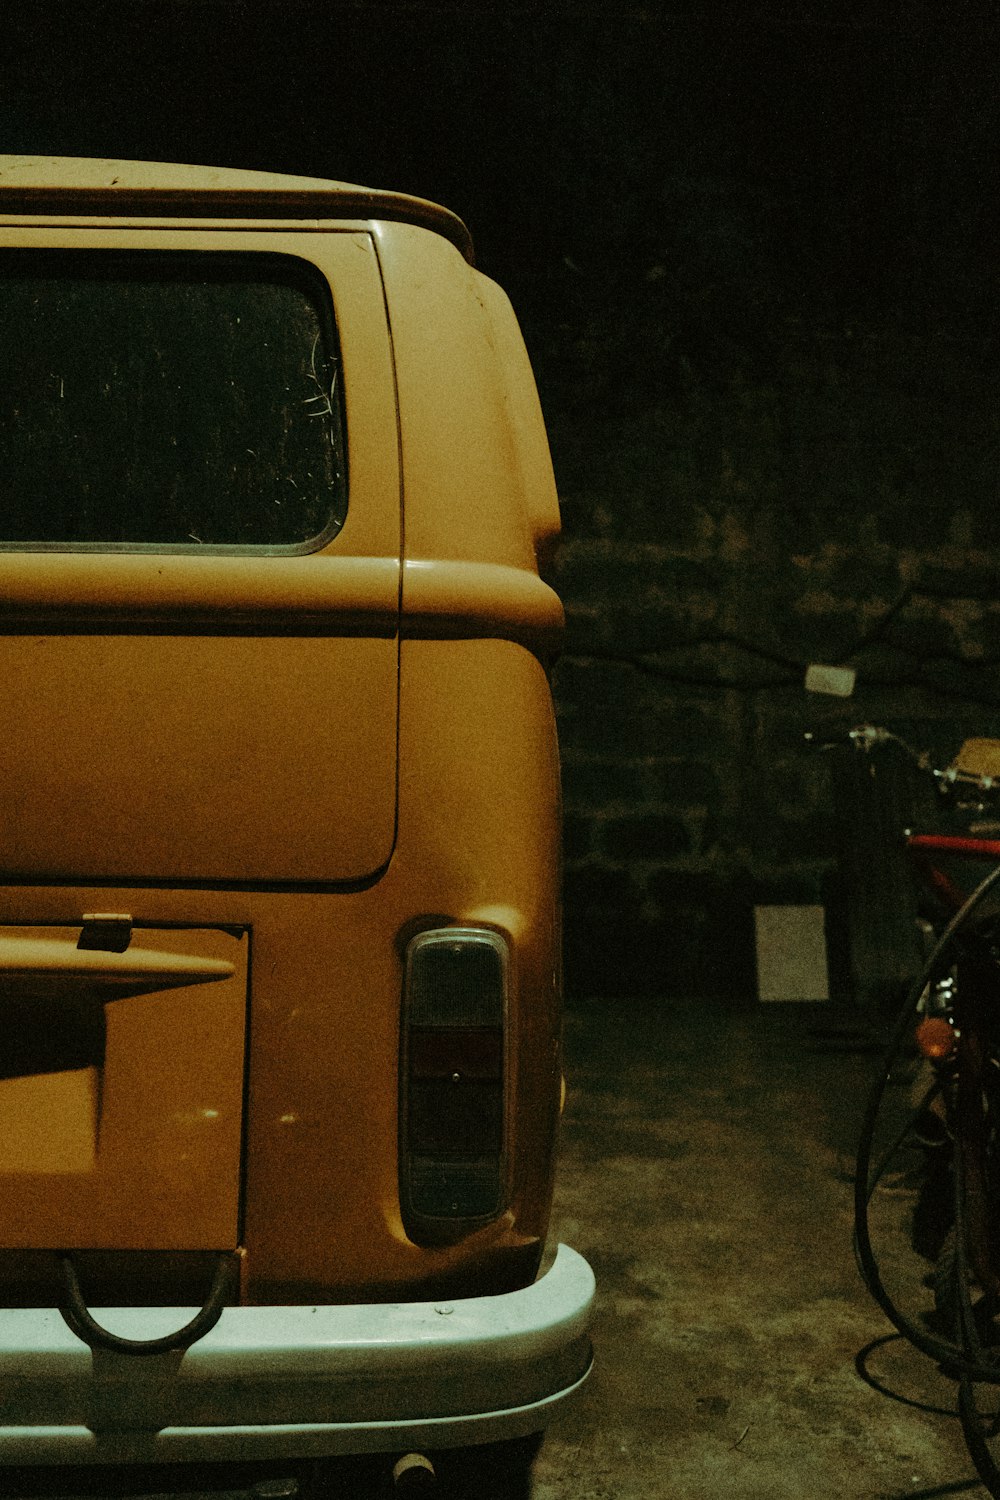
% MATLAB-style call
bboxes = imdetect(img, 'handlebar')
[804,724,1000,798]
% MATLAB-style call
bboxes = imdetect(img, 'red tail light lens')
[400,928,508,1236]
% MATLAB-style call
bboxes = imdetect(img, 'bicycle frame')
[907,833,1000,1301]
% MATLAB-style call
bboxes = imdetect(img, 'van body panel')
[0,158,591,1464]
[400,559,562,647]
[0,157,475,263]
[0,554,400,629]
[0,926,247,1250]
[0,639,561,1297]
[0,633,398,884]
[241,639,562,1303]
[0,229,401,885]
[373,222,542,572]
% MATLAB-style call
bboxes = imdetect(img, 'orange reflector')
[916,1016,956,1060]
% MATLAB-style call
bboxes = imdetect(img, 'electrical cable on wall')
[560,574,1000,705]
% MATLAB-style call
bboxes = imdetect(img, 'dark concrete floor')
[5,999,991,1499]
[534,997,984,1500]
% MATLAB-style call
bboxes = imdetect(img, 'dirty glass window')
[0,251,346,549]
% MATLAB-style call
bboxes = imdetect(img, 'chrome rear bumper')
[0,1244,593,1465]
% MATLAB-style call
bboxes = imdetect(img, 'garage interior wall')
[3,1,997,1000]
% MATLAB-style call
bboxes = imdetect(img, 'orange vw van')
[0,158,592,1490]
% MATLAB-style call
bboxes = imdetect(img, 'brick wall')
[9,0,996,1001]
[530,305,1000,1000]
[469,13,1000,1002]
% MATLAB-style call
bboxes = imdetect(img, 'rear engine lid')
[0,924,247,1251]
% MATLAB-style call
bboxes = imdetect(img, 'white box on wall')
[754,904,830,1002]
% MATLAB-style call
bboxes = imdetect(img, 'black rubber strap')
[57,1250,234,1357]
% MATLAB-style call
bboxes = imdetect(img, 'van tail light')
[400,927,508,1238]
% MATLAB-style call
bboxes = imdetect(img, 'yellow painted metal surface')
[0,633,398,884]
[0,229,400,885]
[0,932,234,998]
[0,156,475,262]
[239,639,563,1302]
[0,927,247,1250]
[0,159,564,1302]
[375,221,549,572]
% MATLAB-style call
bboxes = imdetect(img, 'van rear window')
[0,251,346,550]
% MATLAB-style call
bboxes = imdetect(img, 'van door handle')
[0,935,235,1004]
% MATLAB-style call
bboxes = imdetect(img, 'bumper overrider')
[0,1245,594,1465]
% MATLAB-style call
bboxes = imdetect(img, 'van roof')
[0,156,475,263]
